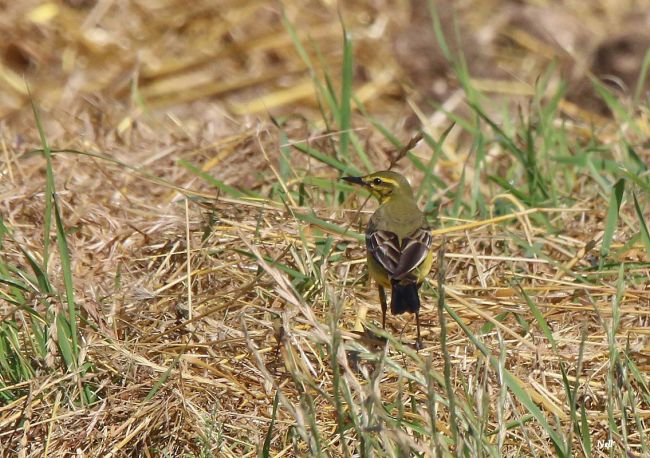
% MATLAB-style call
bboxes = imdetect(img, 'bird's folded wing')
[366,227,432,279]
[366,230,401,274]
[393,228,432,279]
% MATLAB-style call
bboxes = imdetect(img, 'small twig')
[388,131,424,170]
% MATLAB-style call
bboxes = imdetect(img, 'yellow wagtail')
[342,171,434,346]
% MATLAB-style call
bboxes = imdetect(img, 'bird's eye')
[373,178,382,185]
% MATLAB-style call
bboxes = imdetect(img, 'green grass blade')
[53,196,79,356]
[234,249,308,282]
[293,144,361,176]
[488,175,530,202]
[30,94,80,362]
[600,178,625,262]
[145,356,179,401]
[625,143,648,173]
[418,123,455,199]
[633,192,650,258]
[178,159,258,198]
[516,284,557,352]
[339,25,353,160]
[435,243,459,447]
[426,0,452,61]
[14,242,52,294]
[619,167,650,193]
[28,94,53,274]
[295,211,364,242]
[348,133,374,172]
[261,390,281,458]
[591,77,640,134]
[634,49,650,104]
[0,274,30,292]
[282,10,340,124]
[55,312,75,369]
[580,403,592,456]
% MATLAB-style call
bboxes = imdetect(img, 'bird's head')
[341,171,414,204]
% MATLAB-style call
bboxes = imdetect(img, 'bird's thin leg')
[378,285,387,329]
[415,312,422,350]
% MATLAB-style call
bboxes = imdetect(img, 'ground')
[1,1,650,457]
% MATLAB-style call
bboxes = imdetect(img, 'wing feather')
[366,230,400,273]
[393,228,432,279]
[366,227,432,279]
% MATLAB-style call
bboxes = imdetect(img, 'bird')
[342,171,434,347]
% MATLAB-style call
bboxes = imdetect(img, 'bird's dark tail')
[390,280,420,315]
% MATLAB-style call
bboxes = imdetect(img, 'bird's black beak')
[341,176,364,186]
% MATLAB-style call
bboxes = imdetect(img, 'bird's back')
[368,199,425,242]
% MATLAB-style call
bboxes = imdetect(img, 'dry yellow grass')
[1,1,650,457]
